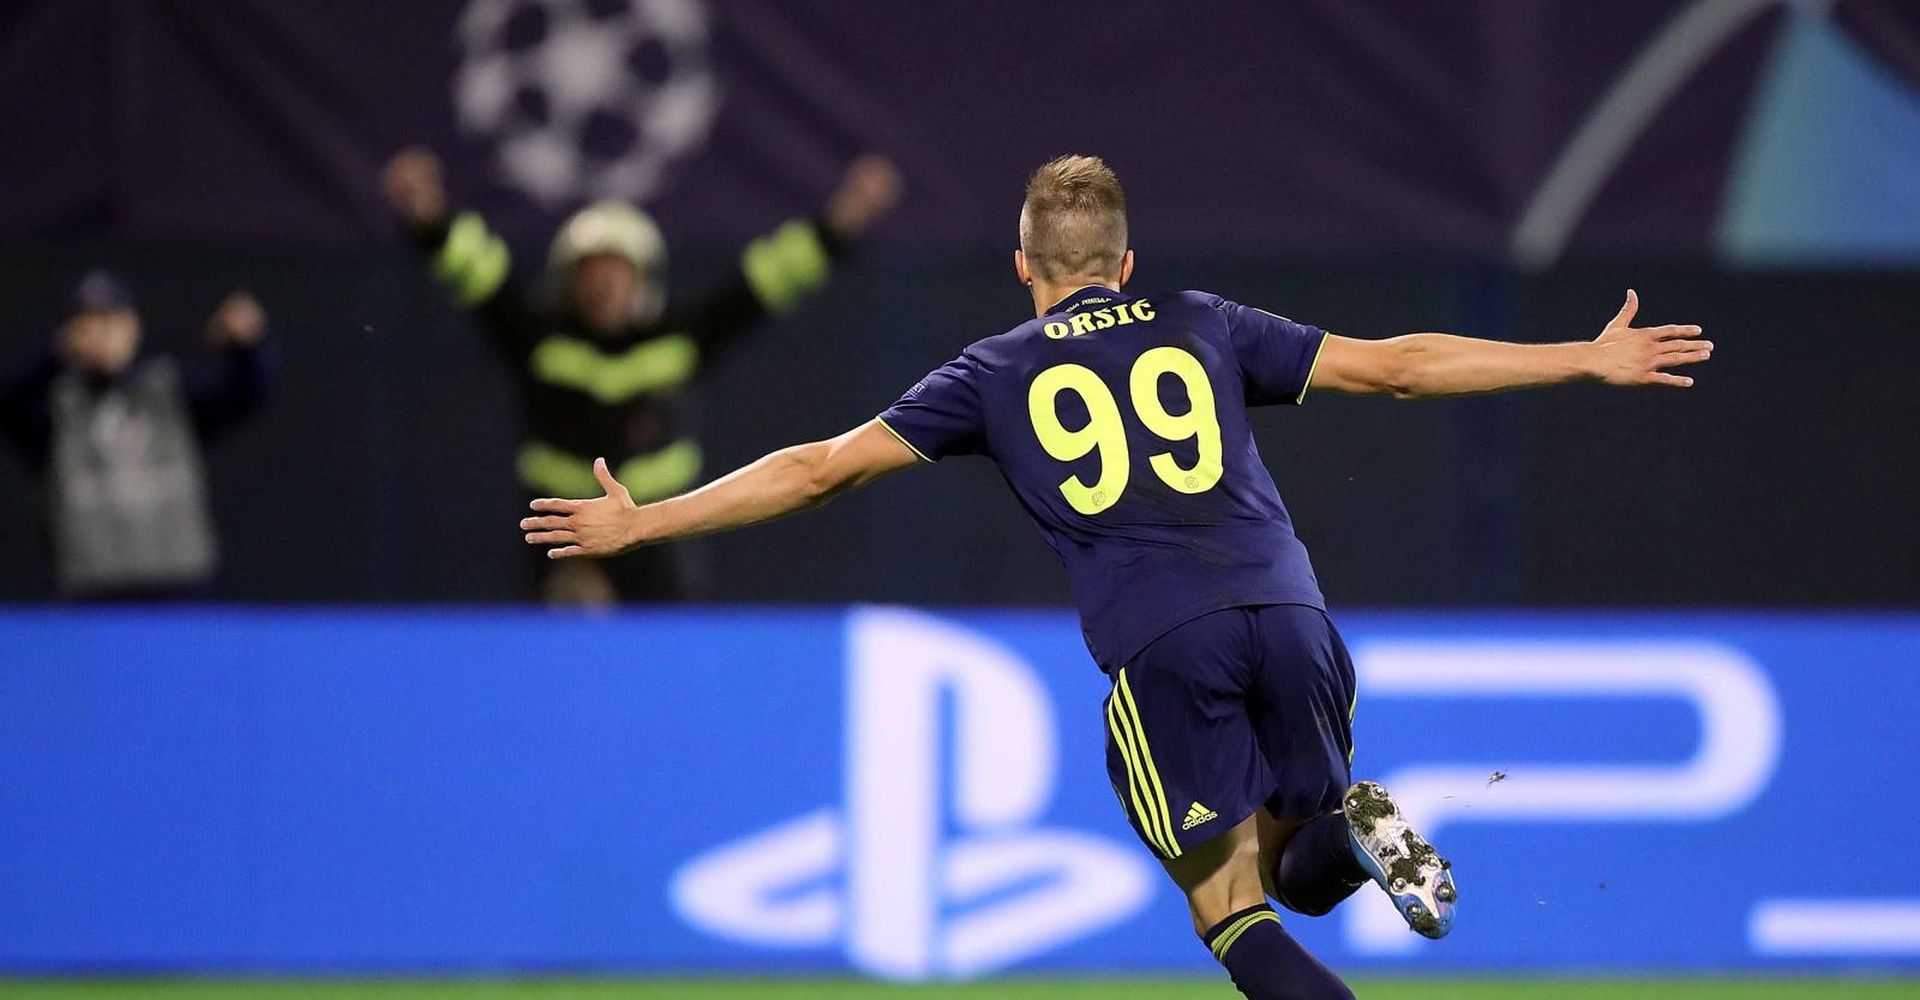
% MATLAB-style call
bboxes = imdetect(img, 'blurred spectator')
[0,272,273,599]
[382,147,901,606]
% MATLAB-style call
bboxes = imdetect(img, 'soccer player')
[520,156,1712,998]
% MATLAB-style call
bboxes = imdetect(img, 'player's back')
[878,285,1328,671]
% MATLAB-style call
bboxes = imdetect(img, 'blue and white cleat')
[1344,780,1456,939]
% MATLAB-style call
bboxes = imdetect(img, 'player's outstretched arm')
[1309,290,1711,399]
[520,420,920,560]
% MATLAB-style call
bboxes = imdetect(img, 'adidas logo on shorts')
[1181,801,1219,831]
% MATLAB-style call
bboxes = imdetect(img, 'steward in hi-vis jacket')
[382,147,899,604]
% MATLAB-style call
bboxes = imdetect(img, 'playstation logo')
[670,607,1156,980]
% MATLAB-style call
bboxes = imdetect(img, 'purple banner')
[3,1,1918,262]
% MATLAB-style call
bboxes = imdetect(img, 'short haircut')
[1019,155,1127,282]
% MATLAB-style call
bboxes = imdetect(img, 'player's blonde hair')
[1019,155,1128,282]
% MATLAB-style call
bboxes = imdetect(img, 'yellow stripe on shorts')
[1107,693,1174,859]
[1114,667,1182,859]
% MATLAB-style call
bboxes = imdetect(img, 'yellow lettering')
[1047,303,1150,339]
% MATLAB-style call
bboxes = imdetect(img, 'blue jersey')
[877,286,1330,671]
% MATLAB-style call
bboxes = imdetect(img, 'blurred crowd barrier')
[0,252,1915,606]
[4,606,1916,976]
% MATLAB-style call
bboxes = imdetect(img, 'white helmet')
[547,200,666,278]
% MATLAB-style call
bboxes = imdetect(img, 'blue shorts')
[1102,603,1357,861]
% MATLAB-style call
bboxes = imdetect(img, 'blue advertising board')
[2,607,1917,976]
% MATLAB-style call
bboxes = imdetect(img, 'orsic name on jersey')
[1044,300,1157,340]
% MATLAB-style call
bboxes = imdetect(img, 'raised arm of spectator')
[185,292,276,442]
[381,146,545,359]
[674,155,902,360]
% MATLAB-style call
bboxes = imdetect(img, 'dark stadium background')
[3,2,1918,998]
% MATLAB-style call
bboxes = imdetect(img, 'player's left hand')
[1589,289,1712,388]
[825,154,903,240]
[522,458,639,560]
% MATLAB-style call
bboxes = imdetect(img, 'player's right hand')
[382,146,449,228]
[521,457,640,560]
[1589,289,1713,388]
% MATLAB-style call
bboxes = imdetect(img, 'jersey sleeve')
[1218,297,1330,406]
[876,354,986,462]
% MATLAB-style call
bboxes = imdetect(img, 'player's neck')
[1029,277,1121,317]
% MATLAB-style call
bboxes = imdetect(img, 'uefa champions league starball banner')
[4,0,1920,263]
[2,606,1917,976]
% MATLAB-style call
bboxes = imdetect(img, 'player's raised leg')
[1103,609,1354,998]
[1259,809,1369,917]
[1242,605,1457,935]
[1165,814,1354,1000]
[1244,605,1374,918]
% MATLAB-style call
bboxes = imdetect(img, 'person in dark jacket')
[381,147,900,605]
[0,271,273,599]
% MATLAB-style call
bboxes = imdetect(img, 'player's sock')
[1271,810,1369,916]
[1202,903,1354,1000]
